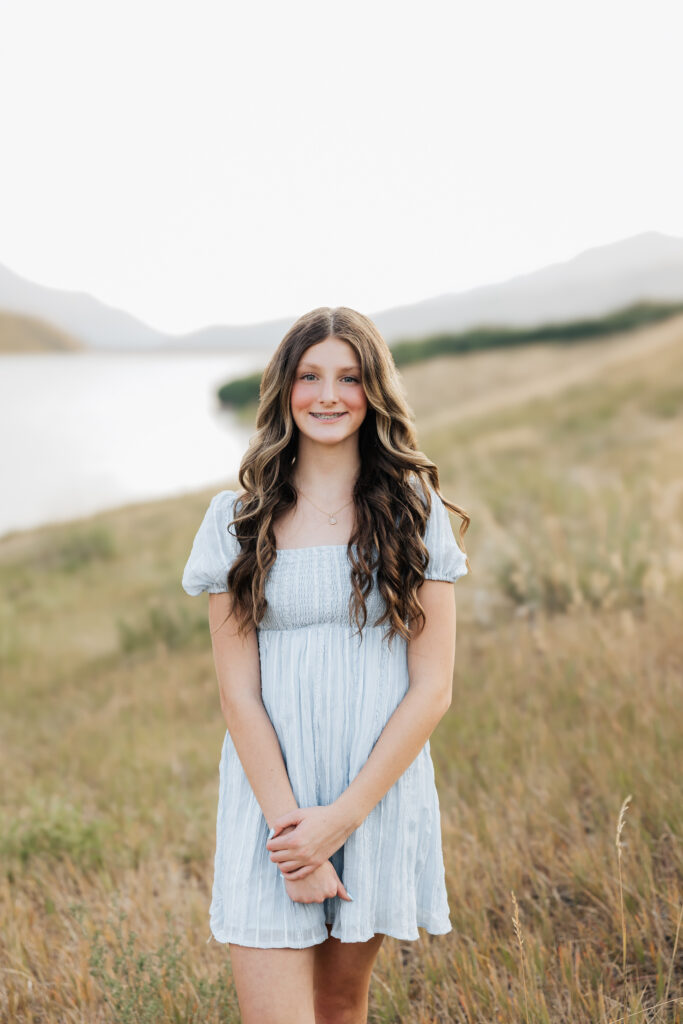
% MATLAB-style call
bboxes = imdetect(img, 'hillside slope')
[0,316,682,1022]
[0,308,85,353]
[405,310,683,436]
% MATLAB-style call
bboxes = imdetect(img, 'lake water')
[0,350,270,538]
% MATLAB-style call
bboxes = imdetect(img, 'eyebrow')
[299,363,361,372]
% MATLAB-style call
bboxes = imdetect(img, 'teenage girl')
[182,306,470,1023]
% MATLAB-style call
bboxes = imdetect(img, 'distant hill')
[372,230,683,343]
[0,262,181,353]
[1,230,682,353]
[0,262,280,353]
[0,310,84,353]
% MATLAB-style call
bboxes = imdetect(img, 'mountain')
[1,231,682,353]
[0,262,171,351]
[0,263,287,352]
[370,231,683,343]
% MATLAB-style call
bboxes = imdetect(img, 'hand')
[283,859,352,904]
[266,804,352,880]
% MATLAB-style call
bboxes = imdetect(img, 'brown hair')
[225,306,470,645]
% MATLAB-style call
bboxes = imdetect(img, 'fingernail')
[267,827,276,840]
[346,892,354,901]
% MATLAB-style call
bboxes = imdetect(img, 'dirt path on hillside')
[410,313,683,436]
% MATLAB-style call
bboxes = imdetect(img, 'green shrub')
[117,604,199,655]
[0,797,112,870]
[53,526,117,572]
[87,908,240,1024]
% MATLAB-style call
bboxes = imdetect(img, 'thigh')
[313,923,385,999]
[229,942,317,1024]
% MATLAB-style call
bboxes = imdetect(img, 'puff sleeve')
[421,483,468,583]
[181,489,241,596]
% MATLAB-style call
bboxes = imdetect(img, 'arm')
[334,577,456,830]
[208,591,299,830]
[209,592,352,903]
[266,578,457,877]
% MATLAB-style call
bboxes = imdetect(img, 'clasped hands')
[266,803,354,905]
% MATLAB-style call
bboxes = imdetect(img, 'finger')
[276,858,302,872]
[273,810,303,830]
[337,882,353,902]
[269,850,299,864]
[266,835,295,851]
[282,864,315,881]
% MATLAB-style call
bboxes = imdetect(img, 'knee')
[314,988,368,1024]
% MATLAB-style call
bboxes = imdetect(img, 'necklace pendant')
[329,516,337,525]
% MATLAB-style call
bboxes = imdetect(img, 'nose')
[320,375,339,403]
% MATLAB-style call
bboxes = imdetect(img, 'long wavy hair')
[224,306,470,645]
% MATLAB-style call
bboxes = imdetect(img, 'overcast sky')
[1,0,681,335]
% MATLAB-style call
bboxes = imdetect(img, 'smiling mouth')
[310,412,347,420]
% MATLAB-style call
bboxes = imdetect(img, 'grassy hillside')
[0,309,85,352]
[1,317,682,1022]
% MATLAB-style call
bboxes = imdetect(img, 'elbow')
[218,684,230,715]
[218,691,229,721]
[219,690,239,722]
[437,691,452,718]
[409,678,453,719]
[218,692,232,729]
[419,688,451,722]
[433,680,453,718]
[219,688,261,722]
[219,698,243,734]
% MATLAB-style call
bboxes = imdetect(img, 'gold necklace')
[296,487,354,526]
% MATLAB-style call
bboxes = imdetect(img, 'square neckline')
[230,491,352,553]
[275,542,353,552]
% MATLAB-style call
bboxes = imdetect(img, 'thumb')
[337,880,354,902]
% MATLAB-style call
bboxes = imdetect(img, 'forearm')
[333,686,449,832]
[266,583,457,876]
[222,695,299,830]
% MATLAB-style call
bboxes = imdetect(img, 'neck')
[292,435,361,501]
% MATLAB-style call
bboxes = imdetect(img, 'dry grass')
[0,310,84,353]
[1,317,682,1022]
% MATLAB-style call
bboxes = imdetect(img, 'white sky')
[1,0,681,335]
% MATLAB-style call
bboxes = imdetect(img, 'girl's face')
[290,337,368,445]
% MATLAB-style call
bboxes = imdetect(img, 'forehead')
[297,337,360,369]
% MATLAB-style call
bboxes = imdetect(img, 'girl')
[182,306,470,1023]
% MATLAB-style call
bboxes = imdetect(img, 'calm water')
[0,350,269,538]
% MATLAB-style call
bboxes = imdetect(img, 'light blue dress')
[181,480,468,948]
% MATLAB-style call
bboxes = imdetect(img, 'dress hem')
[208,917,452,949]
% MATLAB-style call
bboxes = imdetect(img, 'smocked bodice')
[259,544,388,632]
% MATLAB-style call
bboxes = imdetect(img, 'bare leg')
[313,923,386,1024]
[229,942,317,1024]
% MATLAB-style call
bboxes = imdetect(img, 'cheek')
[349,390,368,415]
[290,383,309,414]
